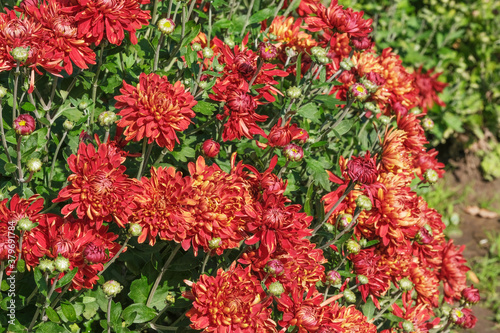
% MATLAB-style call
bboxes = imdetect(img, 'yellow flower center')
[19,120,26,126]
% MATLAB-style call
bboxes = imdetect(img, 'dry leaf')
[464,205,499,219]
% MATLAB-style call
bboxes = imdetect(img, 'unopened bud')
[340,59,354,71]
[286,86,301,99]
[422,117,434,130]
[378,115,391,124]
[78,101,89,110]
[357,275,368,285]
[337,214,353,229]
[198,80,209,90]
[17,217,35,231]
[202,139,220,158]
[346,239,361,255]
[398,277,414,292]
[39,259,55,273]
[192,42,202,52]
[343,288,356,303]
[27,158,42,173]
[202,47,214,59]
[350,83,368,102]
[268,281,285,296]
[63,120,74,131]
[158,18,175,35]
[98,111,117,127]
[165,291,176,305]
[102,280,123,298]
[0,85,7,98]
[265,259,284,276]
[311,46,326,58]
[11,47,29,62]
[208,237,222,250]
[283,143,303,162]
[410,107,421,115]
[423,169,438,184]
[402,320,414,332]
[317,55,331,65]
[214,64,224,72]
[356,195,372,211]
[224,37,235,49]
[128,223,142,237]
[325,270,342,286]
[54,255,70,272]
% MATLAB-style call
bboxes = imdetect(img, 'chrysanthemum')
[332,305,377,332]
[266,16,317,53]
[53,141,139,228]
[184,262,276,332]
[412,66,447,113]
[130,166,195,245]
[115,73,197,150]
[439,239,470,303]
[62,0,151,45]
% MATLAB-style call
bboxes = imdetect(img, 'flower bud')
[323,222,335,233]
[268,33,277,40]
[83,242,107,264]
[192,42,202,52]
[14,114,36,135]
[214,64,224,72]
[39,259,55,273]
[283,143,304,162]
[264,259,284,277]
[402,320,414,332]
[208,237,222,250]
[423,169,438,184]
[27,158,42,173]
[358,238,367,248]
[198,80,209,89]
[183,78,192,86]
[11,46,29,62]
[98,111,117,127]
[78,100,89,110]
[339,59,354,71]
[258,42,277,61]
[224,37,235,49]
[311,46,326,57]
[363,102,377,112]
[357,275,368,285]
[422,117,434,130]
[102,280,123,298]
[317,55,331,65]
[378,115,391,124]
[356,195,372,211]
[410,107,421,115]
[158,18,175,35]
[286,86,301,99]
[346,239,361,255]
[343,288,356,303]
[347,152,378,185]
[54,255,70,272]
[165,291,176,305]
[17,217,35,231]
[325,270,342,286]
[462,285,480,305]
[349,83,368,102]
[337,214,353,229]
[398,277,414,292]
[63,120,75,131]
[202,139,220,158]
[268,281,285,296]
[0,85,7,98]
[202,47,214,59]
[128,223,142,237]
[415,226,433,245]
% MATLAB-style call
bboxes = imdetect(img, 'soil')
[442,151,500,333]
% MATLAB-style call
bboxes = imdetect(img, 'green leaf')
[34,267,48,297]
[362,297,375,320]
[61,302,77,322]
[181,24,201,48]
[249,8,274,24]
[305,157,330,191]
[56,268,78,289]
[35,322,70,333]
[364,239,380,248]
[314,95,346,108]
[4,162,17,174]
[193,100,216,116]
[297,103,321,123]
[83,301,99,320]
[128,276,151,304]
[337,270,356,277]
[333,119,354,136]
[122,304,156,324]
[62,108,84,122]
[46,306,61,323]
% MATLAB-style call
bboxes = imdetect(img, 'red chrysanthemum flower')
[13,114,36,135]
[21,0,96,75]
[266,16,317,54]
[184,262,276,332]
[462,285,480,305]
[412,66,447,113]
[440,239,470,303]
[130,165,195,245]
[60,0,151,46]
[53,141,140,228]
[115,73,197,150]
[347,151,378,184]
[391,302,440,332]
[410,264,439,307]
[201,139,220,158]
[332,304,377,332]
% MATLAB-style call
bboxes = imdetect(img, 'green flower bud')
[410,107,421,115]
[202,47,214,59]
[102,280,123,298]
[340,59,354,71]
[311,46,326,58]
[356,195,372,211]
[0,85,7,98]
[208,237,222,250]
[343,288,356,303]
[224,37,235,49]
[326,270,342,286]
[358,238,367,248]
[17,217,35,231]
[323,222,335,233]
[423,169,438,184]
[11,47,29,62]
[98,111,117,127]
[78,100,90,110]
[398,277,414,292]
[402,320,414,332]
[63,120,75,131]
[214,64,224,72]
[337,214,353,229]
[346,239,361,255]
[54,255,71,272]
[128,223,142,237]
[268,281,285,297]
[165,291,176,305]
[192,42,202,52]
[39,259,55,273]
[357,275,369,285]
[378,115,391,124]
[27,158,42,173]
[286,86,301,99]
[317,55,331,65]
[198,81,209,89]
[422,117,434,130]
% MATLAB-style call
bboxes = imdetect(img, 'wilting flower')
[184,262,276,332]
[53,141,139,228]
[14,114,36,135]
[201,139,220,158]
[115,73,197,150]
[347,151,378,184]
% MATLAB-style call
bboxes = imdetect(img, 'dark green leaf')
[56,268,78,289]
[333,119,354,136]
[35,322,70,333]
[122,304,156,324]
[314,95,346,108]
[128,276,151,304]
[4,162,17,174]
[34,267,48,297]
[297,103,321,123]
[193,100,216,116]
[337,270,356,277]
[46,306,61,323]
[61,302,77,322]
[362,297,375,320]
[249,8,274,24]
[305,157,330,191]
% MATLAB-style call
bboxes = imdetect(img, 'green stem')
[48,130,67,188]
[371,290,403,323]
[146,244,181,307]
[277,160,290,178]
[206,3,212,46]
[153,34,165,72]
[98,236,131,277]
[28,274,60,331]
[16,135,24,184]
[153,147,169,166]
[107,297,112,333]
[12,64,20,120]
[0,101,13,165]
[90,44,105,131]
[239,0,256,37]
[136,139,148,179]
[201,252,210,274]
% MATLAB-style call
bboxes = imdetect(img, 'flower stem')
[146,243,181,307]
[240,0,256,37]
[28,274,61,331]
[106,297,112,333]
[201,252,210,274]
[0,262,3,292]
[136,138,148,179]
[16,135,24,184]
[277,160,290,178]
[90,44,105,131]
[48,130,67,188]
[311,181,355,236]
[153,34,165,72]
[12,64,20,120]
[371,290,403,323]
[0,101,13,165]
[248,59,263,88]
[98,236,131,277]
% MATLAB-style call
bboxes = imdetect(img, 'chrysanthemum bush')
[0,0,479,331]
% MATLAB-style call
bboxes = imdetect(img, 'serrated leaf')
[128,276,151,304]
[35,322,70,333]
[314,95,346,108]
[333,119,354,136]
[181,24,201,48]
[56,267,78,289]
[192,100,216,116]
[305,158,330,191]
[362,297,375,320]
[4,162,17,174]
[46,306,61,323]
[297,103,321,123]
[62,108,84,122]
[61,302,77,322]
[249,8,274,24]
[122,304,156,324]
[337,270,356,277]
[34,267,48,297]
